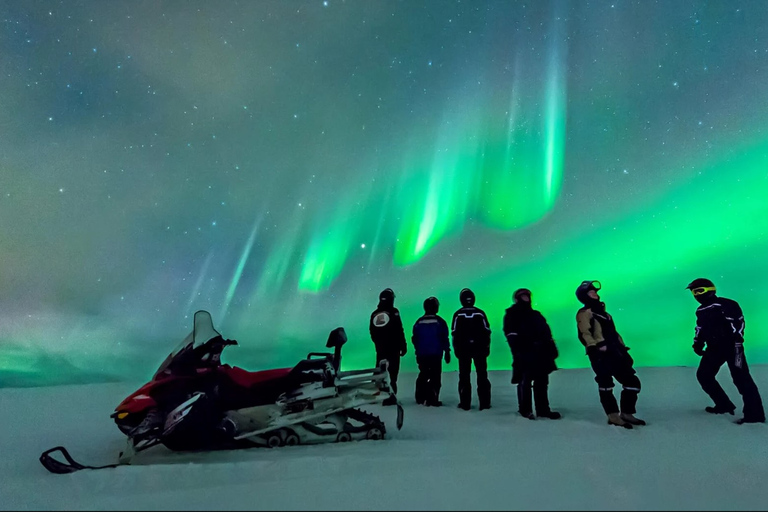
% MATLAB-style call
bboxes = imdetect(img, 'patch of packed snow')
[3,366,768,510]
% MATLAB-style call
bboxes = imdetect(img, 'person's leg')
[517,373,533,418]
[533,373,558,418]
[728,345,765,423]
[457,356,472,410]
[475,355,491,410]
[415,355,429,405]
[697,350,735,413]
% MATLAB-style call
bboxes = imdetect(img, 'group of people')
[368,278,766,428]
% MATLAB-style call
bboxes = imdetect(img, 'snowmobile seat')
[222,365,293,389]
[286,358,335,386]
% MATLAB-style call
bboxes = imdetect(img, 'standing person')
[451,288,492,411]
[412,296,451,407]
[370,288,407,406]
[686,278,765,424]
[575,280,645,429]
[503,288,561,420]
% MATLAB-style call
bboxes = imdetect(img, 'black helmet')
[379,288,395,303]
[513,288,532,304]
[575,280,601,304]
[686,278,716,297]
[459,288,475,307]
[423,296,439,314]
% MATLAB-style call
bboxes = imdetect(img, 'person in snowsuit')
[686,278,765,424]
[503,288,561,420]
[412,296,451,407]
[451,288,492,410]
[370,287,407,405]
[576,280,645,429]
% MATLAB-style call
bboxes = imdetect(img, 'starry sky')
[2,0,768,387]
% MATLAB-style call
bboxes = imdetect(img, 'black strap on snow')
[39,446,121,474]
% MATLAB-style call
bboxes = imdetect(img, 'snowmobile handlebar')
[307,352,334,360]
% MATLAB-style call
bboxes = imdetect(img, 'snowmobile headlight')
[117,412,129,420]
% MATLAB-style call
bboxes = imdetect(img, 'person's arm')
[692,304,721,355]
[504,312,519,356]
[480,310,492,353]
[725,301,745,342]
[394,310,407,356]
[481,310,491,340]
[369,312,376,342]
[539,312,559,359]
[439,317,451,363]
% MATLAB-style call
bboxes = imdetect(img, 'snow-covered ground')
[3,366,768,510]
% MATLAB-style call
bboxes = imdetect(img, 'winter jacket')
[412,314,451,357]
[451,306,491,359]
[693,296,745,353]
[576,302,627,355]
[503,303,558,382]
[370,306,407,355]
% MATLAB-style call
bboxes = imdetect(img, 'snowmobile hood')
[115,381,159,413]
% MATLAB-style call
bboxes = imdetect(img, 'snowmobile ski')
[39,446,122,474]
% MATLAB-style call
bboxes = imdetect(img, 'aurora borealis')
[2,1,768,387]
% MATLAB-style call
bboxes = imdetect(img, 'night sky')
[2,1,768,386]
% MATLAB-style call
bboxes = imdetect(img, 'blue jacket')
[412,314,451,357]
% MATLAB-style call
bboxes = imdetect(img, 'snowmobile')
[39,310,403,474]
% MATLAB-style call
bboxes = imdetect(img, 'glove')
[587,343,607,356]
[693,343,705,356]
[400,347,407,357]
[444,352,451,364]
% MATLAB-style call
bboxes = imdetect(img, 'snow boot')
[620,413,646,426]
[705,405,735,415]
[537,410,562,420]
[735,416,766,425]
[607,412,633,429]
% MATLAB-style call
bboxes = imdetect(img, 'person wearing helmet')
[411,296,451,407]
[503,288,561,420]
[369,288,407,405]
[686,278,765,424]
[575,280,644,429]
[451,288,492,410]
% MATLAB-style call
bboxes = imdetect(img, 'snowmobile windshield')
[153,310,224,378]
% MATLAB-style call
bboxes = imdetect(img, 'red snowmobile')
[40,310,403,473]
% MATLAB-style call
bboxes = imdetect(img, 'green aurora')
[1,1,767,386]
